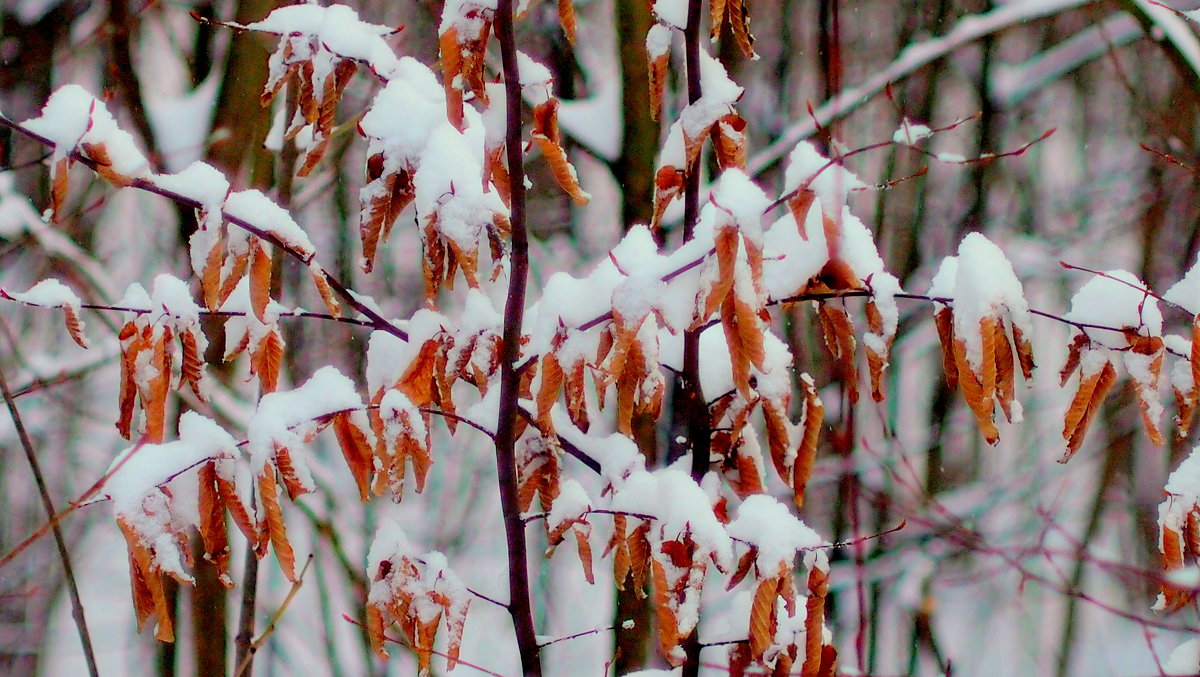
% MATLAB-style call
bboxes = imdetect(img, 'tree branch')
[0,360,99,677]
[494,1,543,674]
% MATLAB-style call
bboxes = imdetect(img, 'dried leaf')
[749,575,780,660]
[793,377,824,509]
[1060,357,1116,463]
[259,470,298,582]
[933,306,957,390]
[332,411,373,501]
[574,523,595,584]
[817,303,858,404]
[533,133,591,205]
[952,336,998,445]
[649,51,669,122]
[50,157,70,223]
[180,329,205,399]
[250,329,284,394]
[802,567,828,677]
[310,264,341,317]
[558,0,577,42]
[249,238,272,324]
[651,558,682,665]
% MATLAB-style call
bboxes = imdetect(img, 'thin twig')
[234,554,315,677]
[0,361,99,677]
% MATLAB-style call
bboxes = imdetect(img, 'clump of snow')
[711,169,769,244]
[892,120,933,145]
[247,3,400,78]
[646,23,674,59]
[1164,638,1200,676]
[23,85,151,178]
[726,495,823,572]
[1065,269,1161,350]
[547,479,592,531]
[680,51,743,139]
[782,141,866,218]
[223,190,316,259]
[2,278,82,310]
[652,0,688,29]
[1166,251,1200,315]
[949,233,1032,370]
[151,161,230,232]
[247,366,366,487]
[611,468,733,568]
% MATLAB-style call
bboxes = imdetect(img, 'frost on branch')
[249,3,400,175]
[927,234,1035,445]
[105,412,245,641]
[0,278,88,348]
[1060,269,1163,462]
[366,520,470,675]
[1156,445,1200,612]
[21,85,150,220]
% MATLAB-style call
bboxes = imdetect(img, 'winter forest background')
[7,0,1200,676]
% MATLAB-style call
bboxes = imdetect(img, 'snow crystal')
[1065,268,1161,350]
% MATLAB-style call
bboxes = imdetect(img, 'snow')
[947,233,1032,370]
[247,3,400,78]
[610,468,733,568]
[1166,250,1200,315]
[104,412,239,515]
[892,120,933,145]
[781,141,866,218]
[439,0,497,38]
[1164,638,1200,676]
[247,366,366,482]
[150,274,201,326]
[413,123,508,251]
[3,278,82,310]
[223,190,316,259]
[726,494,823,572]
[680,51,743,139]
[547,479,592,531]
[652,0,689,29]
[150,161,229,230]
[646,23,674,60]
[711,169,770,244]
[1065,269,1161,350]
[22,84,150,178]
[1161,445,1200,543]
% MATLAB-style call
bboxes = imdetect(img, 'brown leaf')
[714,113,747,169]
[143,327,173,444]
[366,604,390,659]
[952,335,998,445]
[250,329,284,394]
[651,558,682,665]
[994,320,1016,423]
[534,133,591,205]
[558,0,577,43]
[218,250,250,309]
[117,321,146,439]
[332,411,373,501]
[216,474,259,547]
[50,157,71,223]
[196,463,231,586]
[397,338,440,407]
[793,376,824,509]
[802,567,828,677]
[727,0,756,58]
[574,522,595,584]
[864,301,890,402]
[62,304,88,348]
[648,51,669,123]
[933,307,957,390]
[1060,357,1116,463]
[180,329,205,400]
[817,303,858,405]
[749,575,780,660]
[249,238,272,324]
[1011,323,1036,381]
[259,470,298,582]
[310,264,341,317]
[1059,333,1089,387]
[710,0,728,41]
